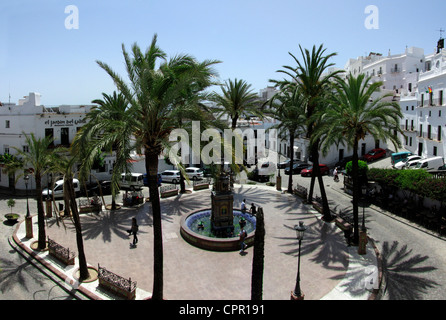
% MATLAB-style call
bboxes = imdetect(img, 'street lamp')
[291,221,306,300]
[358,185,368,255]
[24,174,30,218]
[24,174,33,238]
[361,185,367,231]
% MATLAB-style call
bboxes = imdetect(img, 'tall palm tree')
[211,78,261,130]
[73,91,133,210]
[278,44,342,221]
[50,149,90,280]
[265,83,307,193]
[95,34,220,299]
[14,133,54,250]
[313,73,403,243]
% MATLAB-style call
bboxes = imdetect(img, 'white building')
[400,39,446,160]
[0,92,115,190]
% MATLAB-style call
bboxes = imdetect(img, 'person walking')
[249,203,257,216]
[333,167,339,182]
[127,217,139,246]
[241,199,247,213]
[239,228,248,254]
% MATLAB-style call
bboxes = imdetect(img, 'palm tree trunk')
[145,150,163,300]
[309,143,332,221]
[251,207,265,300]
[287,132,295,193]
[66,178,89,280]
[35,174,47,250]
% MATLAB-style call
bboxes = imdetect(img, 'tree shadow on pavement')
[331,240,438,299]
[279,218,349,271]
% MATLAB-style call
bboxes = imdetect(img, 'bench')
[98,264,136,300]
[48,237,76,265]
[78,198,102,213]
[334,216,353,245]
[160,185,179,198]
[193,178,210,191]
[293,185,308,201]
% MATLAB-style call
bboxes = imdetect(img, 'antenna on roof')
[437,28,444,39]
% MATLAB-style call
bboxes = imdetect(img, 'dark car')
[89,180,112,196]
[300,164,330,177]
[278,159,300,169]
[284,162,310,175]
[334,156,353,170]
[143,173,162,187]
[362,148,386,162]
[248,168,270,182]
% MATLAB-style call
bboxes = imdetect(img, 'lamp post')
[291,221,306,300]
[358,185,368,255]
[24,174,33,238]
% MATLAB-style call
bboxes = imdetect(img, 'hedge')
[367,168,446,202]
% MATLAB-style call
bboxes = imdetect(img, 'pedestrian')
[127,218,139,246]
[249,203,257,216]
[333,167,339,182]
[241,199,247,213]
[239,228,247,253]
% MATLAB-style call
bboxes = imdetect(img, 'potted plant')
[5,199,20,223]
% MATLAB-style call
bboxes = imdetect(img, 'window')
[409,83,412,92]
[411,120,414,131]
[421,94,424,107]
[428,125,432,139]
[5,120,10,128]
[438,126,442,141]
[419,124,423,137]
[409,136,412,146]
[22,145,29,153]
[433,146,437,156]
[440,90,444,106]
[4,146,10,154]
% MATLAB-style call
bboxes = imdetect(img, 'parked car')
[120,173,144,190]
[278,159,300,169]
[362,148,386,162]
[334,156,353,170]
[414,156,444,171]
[89,180,112,196]
[160,170,181,184]
[284,162,310,175]
[391,151,412,166]
[248,168,270,182]
[300,164,329,177]
[394,155,422,169]
[404,159,421,169]
[42,178,80,199]
[185,167,204,180]
[143,173,162,187]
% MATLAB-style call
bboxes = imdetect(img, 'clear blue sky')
[1,0,445,105]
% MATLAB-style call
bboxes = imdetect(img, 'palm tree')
[73,91,133,210]
[277,44,342,221]
[211,78,261,130]
[265,83,307,193]
[95,34,220,299]
[50,149,90,280]
[13,133,54,250]
[313,73,403,243]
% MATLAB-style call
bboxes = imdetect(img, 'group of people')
[240,199,257,216]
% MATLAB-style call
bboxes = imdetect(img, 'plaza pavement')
[6,180,381,301]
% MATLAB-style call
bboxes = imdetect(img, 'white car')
[42,178,80,199]
[160,170,181,184]
[185,167,204,180]
[404,159,421,169]
[394,155,422,169]
[120,173,144,190]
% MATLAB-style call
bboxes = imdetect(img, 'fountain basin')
[180,209,256,251]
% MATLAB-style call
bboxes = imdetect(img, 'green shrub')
[345,160,369,177]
